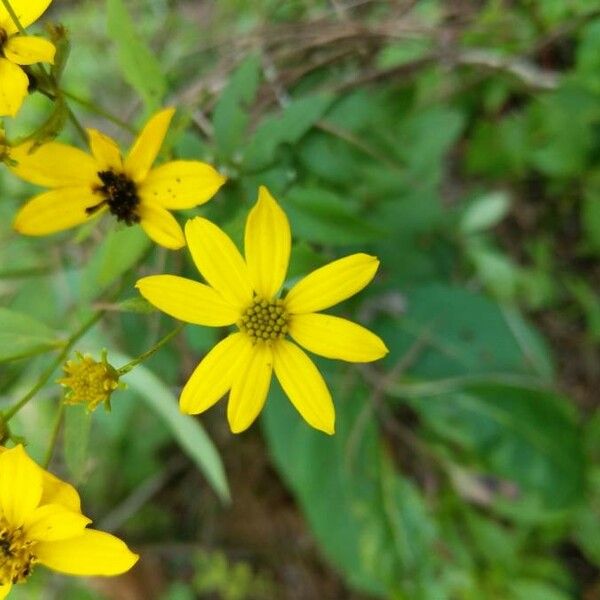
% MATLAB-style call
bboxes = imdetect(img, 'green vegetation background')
[0,0,598,598]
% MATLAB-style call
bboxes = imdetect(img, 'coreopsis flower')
[0,445,138,598]
[0,0,55,116]
[137,187,388,434]
[58,351,122,412]
[10,108,226,248]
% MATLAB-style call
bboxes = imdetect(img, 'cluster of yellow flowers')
[0,0,388,594]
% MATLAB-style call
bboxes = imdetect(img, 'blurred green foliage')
[0,0,599,598]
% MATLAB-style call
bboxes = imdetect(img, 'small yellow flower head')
[0,0,56,116]
[58,351,121,412]
[0,445,138,597]
[137,186,389,435]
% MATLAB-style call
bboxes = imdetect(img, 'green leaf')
[377,284,553,380]
[530,85,599,178]
[407,383,585,514]
[0,308,60,363]
[27,95,68,146]
[509,579,572,600]
[466,240,521,301]
[582,176,600,254]
[106,0,166,110]
[397,107,465,182]
[80,226,151,301]
[213,55,261,160]
[111,352,230,504]
[460,191,511,234]
[283,186,382,246]
[573,415,600,565]
[243,94,334,171]
[262,377,444,598]
[115,297,157,314]
[565,277,600,341]
[63,405,93,484]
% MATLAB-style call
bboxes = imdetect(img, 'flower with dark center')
[90,170,141,225]
[10,108,226,249]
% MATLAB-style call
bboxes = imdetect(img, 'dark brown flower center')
[0,519,36,585]
[0,29,7,57]
[88,170,140,225]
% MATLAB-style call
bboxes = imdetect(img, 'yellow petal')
[0,445,43,527]
[286,253,379,314]
[139,160,226,209]
[185,217,253,308]
[39,473,81,514]
[0,584,11,600]
[9,141,99,187]
[0,0,52,32]
[138,202,185,249]
[125,107,175,182]
[3,35,55,65]
[136,274,239,326]
[289,313,388,362]
[14,187,102,236]
[24,504,90,542]
[273,340,334,434]
[0,447,81,512]
[36,529,139,576]
[180,333,253,415]
[244,186,291,299]
[0,57,28,117]
[87,129,122,172]
[227,343,273,434]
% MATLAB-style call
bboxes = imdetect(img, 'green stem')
[62,90,136,134]
[118,323,185,375]
[1,0,133,142]
[65,104,89,144]
[3,312,104,422]
[0,0,26,34]
[43,402,65,468]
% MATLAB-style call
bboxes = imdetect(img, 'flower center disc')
[60,355,119,411]
[238,298,289,344]
[91,170,140,225]
[0,520,36,585]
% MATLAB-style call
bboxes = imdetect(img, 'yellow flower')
[0,445,138,598]
[0,0,56,116]
[136,187,388,434]
[10,108,226,249]
[58,351,122,412]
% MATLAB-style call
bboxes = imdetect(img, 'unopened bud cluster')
[58,351,121,412]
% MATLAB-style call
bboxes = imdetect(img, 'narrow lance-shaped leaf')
[0,308,61,363]
[106,0,166,110]
[110,351,230,504]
